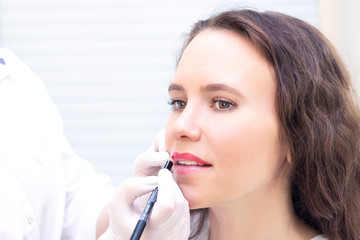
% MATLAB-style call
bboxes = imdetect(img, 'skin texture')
[165,29,317,239]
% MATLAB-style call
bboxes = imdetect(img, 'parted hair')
[178,9,360,240]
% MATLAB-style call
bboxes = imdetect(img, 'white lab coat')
[0,48,116,240]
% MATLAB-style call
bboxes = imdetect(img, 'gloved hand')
[134,129,169,177]
[98,169,190,240]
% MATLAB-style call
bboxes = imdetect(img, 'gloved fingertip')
[158,168,172,178]
[157,151,170,160]
[155,129,166,151]
[120,176,158,205]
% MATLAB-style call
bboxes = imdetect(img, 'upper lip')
[172,152,212,166]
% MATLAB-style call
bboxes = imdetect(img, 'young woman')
[100,9,360,240]
[165,9,360,240]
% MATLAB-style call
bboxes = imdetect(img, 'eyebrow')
[168,83,184,92]
[168,83,243,97]
[201,83,243,97]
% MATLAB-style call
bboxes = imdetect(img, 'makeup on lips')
[172,152,212,174]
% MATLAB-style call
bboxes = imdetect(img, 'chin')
[178,183,208,209]
[188,200,205,210]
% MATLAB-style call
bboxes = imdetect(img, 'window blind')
[0,0,318,185]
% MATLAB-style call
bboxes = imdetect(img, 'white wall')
[319,0,360,94]
[0,0,319,185]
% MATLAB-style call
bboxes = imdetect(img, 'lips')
[172,152,212,166]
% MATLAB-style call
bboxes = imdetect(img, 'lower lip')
[173,164,211,175]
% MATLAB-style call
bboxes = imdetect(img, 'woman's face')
[165,29,289,209]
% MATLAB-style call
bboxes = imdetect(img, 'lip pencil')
[129,160,173,240]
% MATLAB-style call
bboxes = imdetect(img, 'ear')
[285,150,292,164]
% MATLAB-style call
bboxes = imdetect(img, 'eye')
[217,101,231,109]
[211,97,237,112]
[168,99,187,111]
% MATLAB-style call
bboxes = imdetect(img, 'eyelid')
[168,97,186,104]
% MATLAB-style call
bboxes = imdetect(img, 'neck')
[208,184,317,240]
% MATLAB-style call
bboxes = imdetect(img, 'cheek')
[210,123,248,169]
[165,120,174,154]
[213,114,284,169]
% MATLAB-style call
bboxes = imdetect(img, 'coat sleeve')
[1,47,116,240]
[61,137,115,240]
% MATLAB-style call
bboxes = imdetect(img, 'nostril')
[180,135,190,140]
[179,130,200,141]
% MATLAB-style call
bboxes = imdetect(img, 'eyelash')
[168,97,237,112]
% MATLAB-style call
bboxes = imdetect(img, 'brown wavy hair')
[178,9,360,240]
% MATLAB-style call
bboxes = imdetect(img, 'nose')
[168,103,201,142]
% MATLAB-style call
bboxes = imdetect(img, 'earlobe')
[285,151,292,164]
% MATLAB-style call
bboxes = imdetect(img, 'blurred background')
[0,0,358,185]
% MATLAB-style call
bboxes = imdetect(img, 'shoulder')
[0,47,14,56]
[311,234,328,240]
